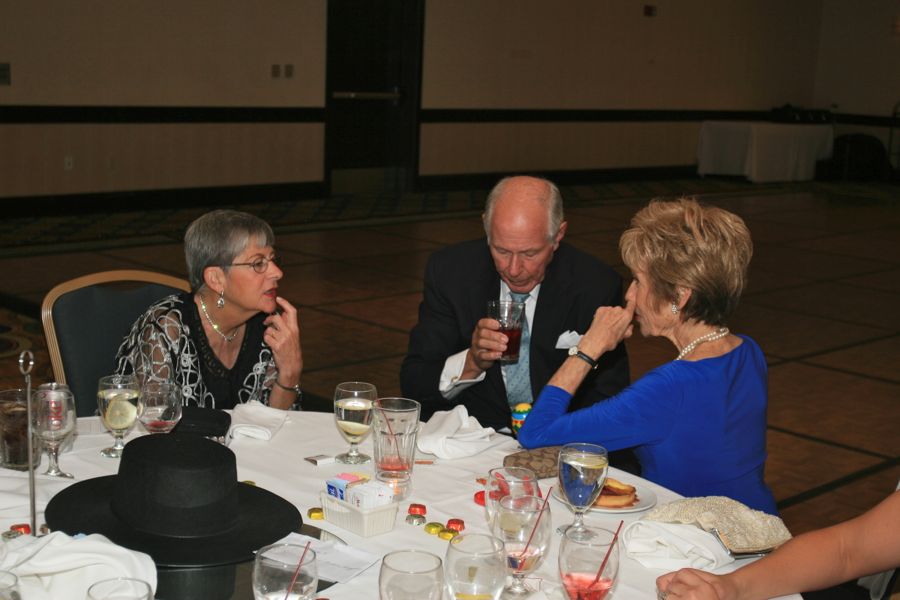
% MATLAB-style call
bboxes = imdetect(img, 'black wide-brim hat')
[46,433,301,568]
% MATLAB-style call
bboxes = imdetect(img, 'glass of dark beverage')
[487,300,526,363]
[0,389,41,471]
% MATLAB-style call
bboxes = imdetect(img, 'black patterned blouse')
[115,293,275,409]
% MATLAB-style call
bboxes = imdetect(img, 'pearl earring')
[217,291,225,309]
[671,303,678,314]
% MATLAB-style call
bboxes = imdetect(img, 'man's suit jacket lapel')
[530,254,573,400]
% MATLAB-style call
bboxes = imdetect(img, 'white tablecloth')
[1,413,800,600]
[697,120,833,183]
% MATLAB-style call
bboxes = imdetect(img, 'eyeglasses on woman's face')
[225,255,280,274]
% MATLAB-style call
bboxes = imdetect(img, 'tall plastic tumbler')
[372,397,421,489]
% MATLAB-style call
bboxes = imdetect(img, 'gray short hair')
[483,176,564,242]
[184,210,275,291]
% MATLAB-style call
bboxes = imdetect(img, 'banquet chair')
[41,270,190,417]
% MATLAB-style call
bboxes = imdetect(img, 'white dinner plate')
[552,483,657,514]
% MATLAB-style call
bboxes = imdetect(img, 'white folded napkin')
[0,531,157,600]
[555,330,583,349]
[417,405,505,459]
[227,400,288,441]
[622,520,734,571]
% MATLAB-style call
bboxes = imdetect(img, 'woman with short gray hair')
[116,209,303,410]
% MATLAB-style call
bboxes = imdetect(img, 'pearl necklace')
[676,327,730,360]
[198,294,239,342]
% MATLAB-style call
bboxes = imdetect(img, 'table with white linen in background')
[697,120,833,183]
[0,412,801,600]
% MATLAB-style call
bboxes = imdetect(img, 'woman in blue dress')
[518,198,777,514]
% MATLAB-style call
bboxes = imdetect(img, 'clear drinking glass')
[86,577,153,599]
[557,443,608,539]
[445,533,507,600]
[138,381,182,434]
[484,466,541,527]
[372,397,420,482]
[333,381,377,464]
[33,383,76,478]
[253,543,318,600]
[379,550,444,600]
[0,570,20,600]
[96,374,141,458]
[492,494,552,597]
[559,526,619,600]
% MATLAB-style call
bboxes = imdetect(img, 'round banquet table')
[0,412,800,600]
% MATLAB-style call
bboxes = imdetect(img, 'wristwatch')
[568,346,599,370]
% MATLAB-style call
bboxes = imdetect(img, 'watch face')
[568,346,578,356]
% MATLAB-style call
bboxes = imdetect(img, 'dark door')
[325,0,423,193]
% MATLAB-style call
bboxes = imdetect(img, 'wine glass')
[33,383,76,478]
[492,494,552,597]
[379,550,444,600]
[485,466,541,527]
[86,577,153,599]
[138,381,182,434]
[445,533,507,600]
[333,381,377,464]
[253,543,318,600]
[557,443,608,540]
[559,526,619,600]
[97,374,141,458]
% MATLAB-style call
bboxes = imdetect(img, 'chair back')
[41,270,190,417]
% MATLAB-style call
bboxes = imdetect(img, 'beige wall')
[2,1,896,194]
[0,123,324,197]
[420,122,700,175]
[0,1,325,107]
[0,1,326,198]
[419,0,824,175]
[814,0,900,117]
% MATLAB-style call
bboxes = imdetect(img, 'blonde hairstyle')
[619,198,752,326]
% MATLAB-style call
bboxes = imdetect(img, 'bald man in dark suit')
[401,177,633,455]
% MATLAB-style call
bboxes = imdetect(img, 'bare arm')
[657,491,900,600]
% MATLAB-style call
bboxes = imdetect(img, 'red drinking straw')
[591,519,624,586]
[284,541,312,600]
[515,486,553,572]
[376,400,400,457]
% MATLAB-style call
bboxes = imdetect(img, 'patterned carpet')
[0,177,814,258]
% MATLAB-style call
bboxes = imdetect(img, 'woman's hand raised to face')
[263,296,303,386]
[580,299,635,358]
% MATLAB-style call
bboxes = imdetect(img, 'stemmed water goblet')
[333,381,377,464]
[445,533,507,600]
[557,443,608,539]
[558,526,619,600]
[484,466,541,527]
[96,374,141,458]
[491,494,552,597]
[138,381,182,434]
[379,549,444,600]
[33,383,76,478]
